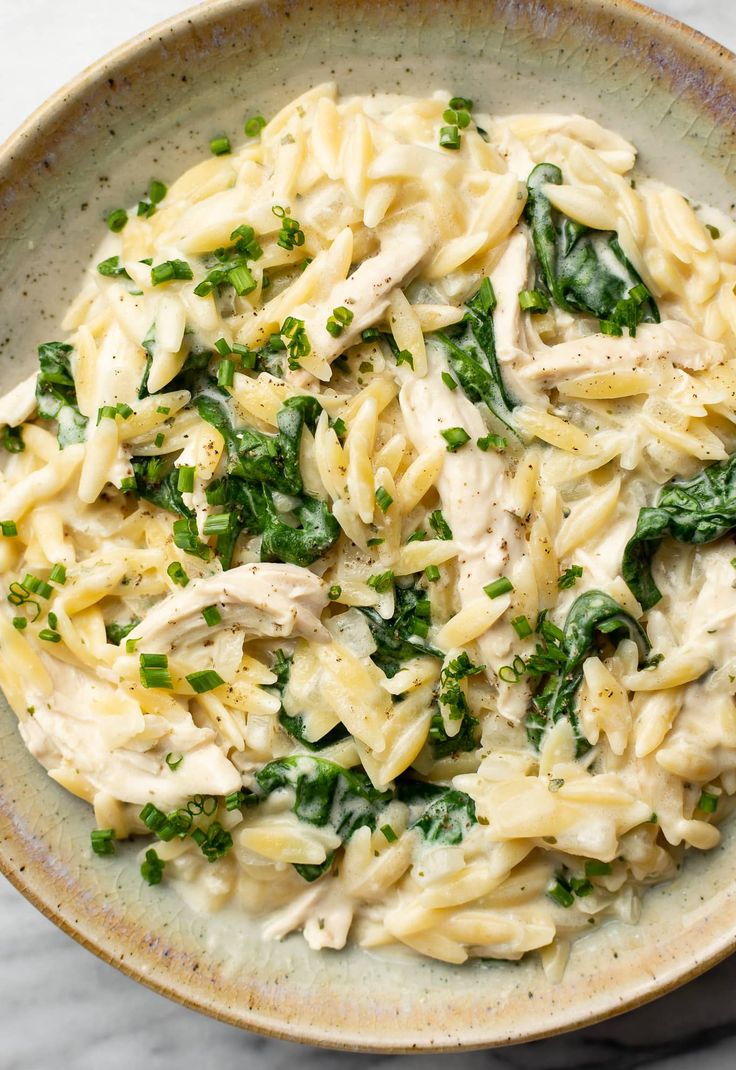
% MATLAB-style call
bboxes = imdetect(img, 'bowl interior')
[1,0,735,1050]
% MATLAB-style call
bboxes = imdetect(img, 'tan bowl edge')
[1,0,736,1051]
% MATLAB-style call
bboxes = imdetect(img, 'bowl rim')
[1,0,736,1051]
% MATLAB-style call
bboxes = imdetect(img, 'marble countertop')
[2,1,736,1066]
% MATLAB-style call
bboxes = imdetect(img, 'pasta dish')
[2,85,736,974]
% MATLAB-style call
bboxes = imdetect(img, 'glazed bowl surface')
[1,0,735,1050]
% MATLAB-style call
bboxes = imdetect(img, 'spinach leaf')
[622,452,736,609]
[35,341,88,447]
[130,457,193,518]
[294,855,336,883]
[196,393,320,496]
[105,618,141,646]
[410,788,477,845]
[525,163,659,332]
[196,396,338,568]
[279,711,351,751]
[435,278,517,433]
[526,590,650,755]
[259,493,340,569]
[204,475,269,568]
[428,709,480,759]
[358,581,442,678]
[255,756,393,879]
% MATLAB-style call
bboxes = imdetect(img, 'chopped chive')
[705,223,720,240]
[443,107,471,128]
[599,319,623,337]
[558,564,583,590]
[125,637,138,654]
[441,371,458,391]
[12,617,27,630]
[166,561,189,587]
[90,828,116,856]
[191,820,233,862]
[106,208,128,233]
[698,789,719,813]
[381,824,398,843]
[227,264,256,296]
[141,847,165,885]
[331,417,347,439]
[367,570,394,593]
[425,565,440,583]
[570,877,594,898]
[484,576,513,599]
[441,427,470,452]
[407,529,427,543]
[23,574,52,599]
[375,486,393,513]
[547,877,574,908]
[244,115,266,137]
[217,358,235,388]
[165,752,184,771]
[202,512,232,535]
[327,584,342,600]
[139,665,173,689]
[97,405,117,423]
[395,349,414,369]
[439,125,461,150]
[186,669,225,693]
[2,426,25,454]
[518,289,550,313]
[477,433,507,451]
[177,466,195,494]
[97,255,130,279]
[0,521,17,537]
[154,432,165,448]
[48,612,58,630]
[585,860,613,877]
[225,791,243,810]
[151,259,193,285]
[448,96,473,110]
[140,652,168,668]
[214,338,231,356]
[429,509,453,540]
[172,517,212,560]
[361,327,381,342]
[137,199,155,219]
[140,802,166,832]
[511,614,532,639]
[210,135,232,156]
[116,402,133,419]
[149,179,167,205]
[202,605,222,627]
[156,405,170,415]
[367,537,384,547]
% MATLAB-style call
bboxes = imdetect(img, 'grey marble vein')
[2,1,736,1068]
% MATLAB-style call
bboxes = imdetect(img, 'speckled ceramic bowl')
[1,0,735,1051]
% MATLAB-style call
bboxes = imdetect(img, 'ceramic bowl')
[1,0,735,1051]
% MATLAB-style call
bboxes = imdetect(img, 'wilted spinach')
[622,451,736,609]
[35,341,88,447]
[435,278,517,433]
[525,163,659,333]
[428,708,480,759]
[526,591,650,755]
[358,580,442,678]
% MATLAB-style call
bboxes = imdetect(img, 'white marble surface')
[2,1,736,1066]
